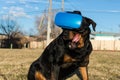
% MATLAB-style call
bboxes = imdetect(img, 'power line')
[66,1,120,13]
[66,0,78,10]
[65,8,120,13]
[1,0,120,14]
[0,8,61,16]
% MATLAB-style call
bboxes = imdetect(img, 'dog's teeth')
[69,44,71,48]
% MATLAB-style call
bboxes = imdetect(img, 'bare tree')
[35,11,61,39]
[0,16,27,48]
[0,17,19,38]
[35,13,48,35]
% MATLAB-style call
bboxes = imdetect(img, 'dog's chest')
[63,49,84,63]
[63,54,76,63]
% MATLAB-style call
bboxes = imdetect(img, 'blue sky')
[0,0,120,35]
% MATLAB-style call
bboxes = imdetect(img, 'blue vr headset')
[54,12,82,29]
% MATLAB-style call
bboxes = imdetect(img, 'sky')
[0,0,120,35]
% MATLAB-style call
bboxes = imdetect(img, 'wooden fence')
[29,41,46,49]
[91,40,120,51]
[29,40,120,51]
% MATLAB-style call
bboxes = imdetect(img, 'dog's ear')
[85,17,96,31]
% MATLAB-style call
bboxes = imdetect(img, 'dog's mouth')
[72,34,80,43]
[69,33,83,49]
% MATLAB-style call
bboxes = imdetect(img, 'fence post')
[10,43,13,49]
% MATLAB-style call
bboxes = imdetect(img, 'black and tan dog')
[27,11,96,80]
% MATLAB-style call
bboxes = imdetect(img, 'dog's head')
[62,11,96,49]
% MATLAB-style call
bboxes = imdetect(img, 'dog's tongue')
[72,34,80,43]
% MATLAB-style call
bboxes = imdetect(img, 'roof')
[91,32,120,37]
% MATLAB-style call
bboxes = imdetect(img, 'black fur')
[27,11,96,80]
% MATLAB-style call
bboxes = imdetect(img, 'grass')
[0,49,119,80]
[88,51,120,80]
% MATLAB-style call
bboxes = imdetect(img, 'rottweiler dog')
[27,11,96,80]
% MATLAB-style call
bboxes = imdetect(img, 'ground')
[0,49,119,80]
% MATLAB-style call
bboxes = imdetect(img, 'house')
[91,32,120,40]
[90,32,120,51]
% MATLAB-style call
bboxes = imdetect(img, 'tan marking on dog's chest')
[63,54,76,62]
[35,71,46,80]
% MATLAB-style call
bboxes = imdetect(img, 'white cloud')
[1,14,15,21]
[2,7,8,10]
[26,0,49,4]
[28,0,46,3]
[6,1,16,4]
[0,11,4,14]
[25,4,33,9]
[8,6,31,18]
[19,0,26,4]
[34,7,39,10]
[10,6,23,11]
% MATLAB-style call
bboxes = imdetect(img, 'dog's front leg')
[51,65,60,80]
[50,46,64,80]
[79,66,89,80]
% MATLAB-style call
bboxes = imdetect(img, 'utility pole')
[119,25,120,33]
[47,0,52,45]
[62,0,64,11]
